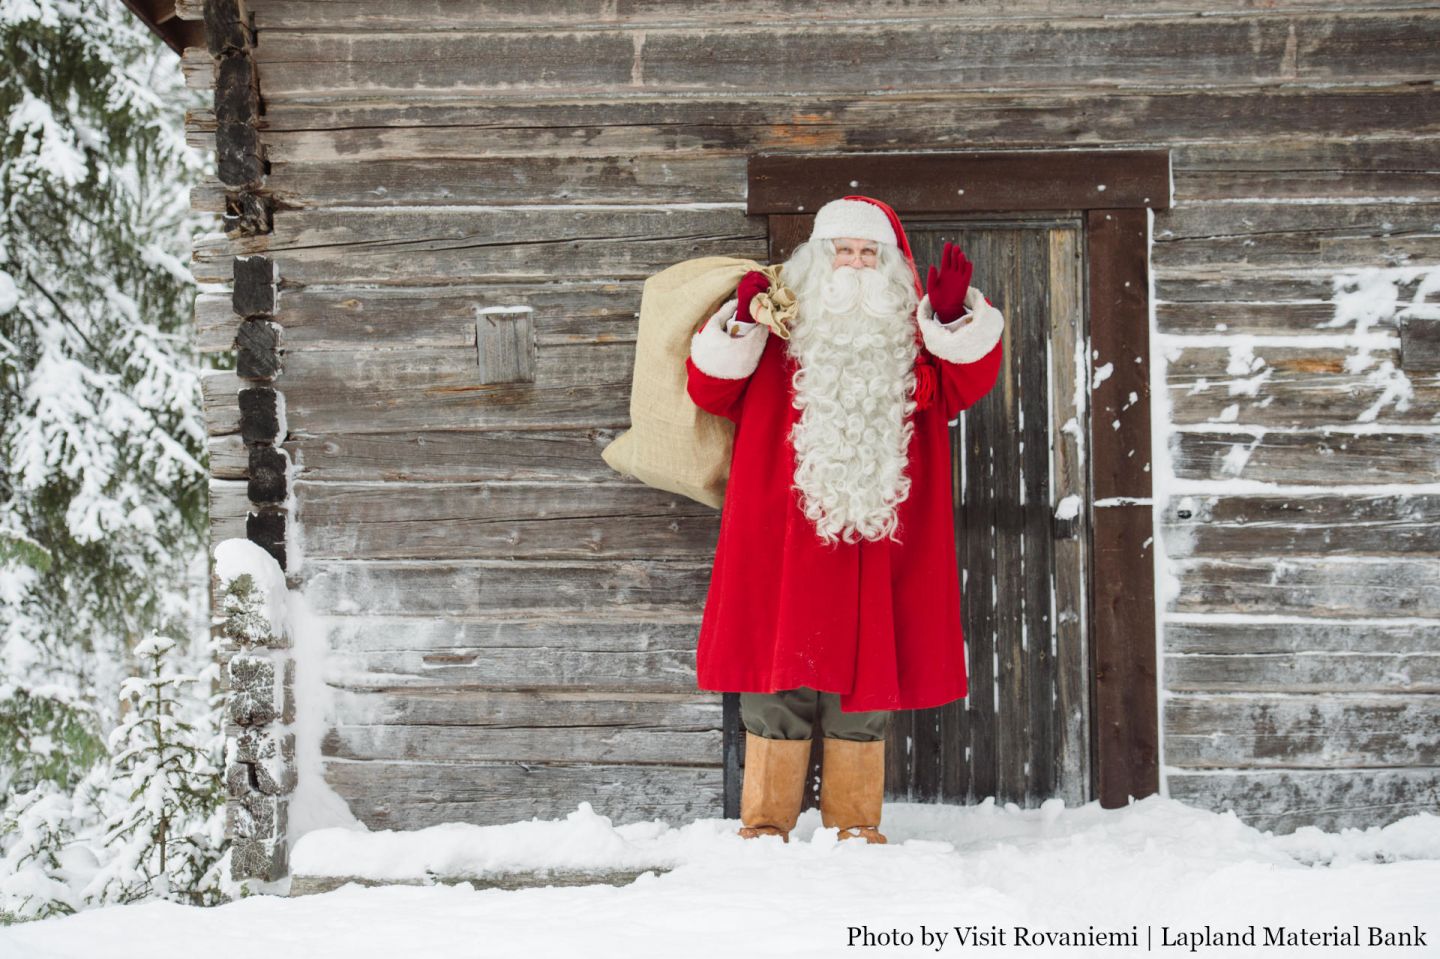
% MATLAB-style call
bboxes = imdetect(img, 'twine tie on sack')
[751,264,799,340]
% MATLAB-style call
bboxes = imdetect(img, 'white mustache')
[819,265,908,319]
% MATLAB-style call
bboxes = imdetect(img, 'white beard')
[781,253,921,546]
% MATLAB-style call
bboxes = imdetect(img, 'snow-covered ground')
[4,795,1438,958]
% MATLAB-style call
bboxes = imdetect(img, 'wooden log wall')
[181,0,1440,837]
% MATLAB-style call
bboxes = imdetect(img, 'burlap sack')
[601,255,776,508]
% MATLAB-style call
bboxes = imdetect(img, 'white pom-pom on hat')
[809,197,898,247]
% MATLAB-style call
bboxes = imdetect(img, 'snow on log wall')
[182,0,1440,844]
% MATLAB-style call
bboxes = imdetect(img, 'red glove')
[735,271,771,324]
[925,242,975,323]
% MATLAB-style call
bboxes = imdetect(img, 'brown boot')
[819,737,888,844]
[737,731,812,842]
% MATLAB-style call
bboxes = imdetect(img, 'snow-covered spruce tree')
[0,0,222,913]
[0,0,212,751]
[84,630,224,906]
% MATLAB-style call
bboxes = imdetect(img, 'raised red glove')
[735,271,771,324]
[924,242,974,323]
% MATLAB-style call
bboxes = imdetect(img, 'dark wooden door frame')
[721,150,1171,816]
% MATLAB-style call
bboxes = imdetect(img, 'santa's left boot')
[819,737,889,844]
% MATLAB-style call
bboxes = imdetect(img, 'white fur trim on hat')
[690,298,768,379]
[810,198,898,247]
[917,287,1005,364]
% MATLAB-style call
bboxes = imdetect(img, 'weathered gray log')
[329,689,715,725]
[1158,272,1355,304]
[209,435,249,480]
[1163,493,1440,554]
[1169,437,1440,488]
[241,0,1440,32]
[191,207,765,285]
[302,560,711,616]
[1165,652,1440,693]
[248,16,1439,99]
[321,760,722,830]
[1165,694,1440,767]
[1165,767,1440,834]
[1170,136,1440,202]
[1169,557,1440,617]
[278,429,622,483]
[203,372,241,435]
[324,618,701,691]
[323,725,721,766]
[210,478,249,542]
[293,481,717,560]
[323,693,721,766]
[197,154,748,210]
[318,640,701,692]
[204,346,638,435]
[1167,619,1440,656]
[1153,200,1440,268]
[1156,198,1440,247]
[204,376,629,436]
[326,613,701,654]
[1158,301,1338,336]
[190,85,1439,164]
[1165,344,1434,428]
[196,282,639,354]
[215,427,631,485]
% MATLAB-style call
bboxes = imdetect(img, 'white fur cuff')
[690,297,768,379]
[917,289,1005,365]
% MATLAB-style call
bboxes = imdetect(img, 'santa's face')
[776,236,921,546]
[830,236,879,271]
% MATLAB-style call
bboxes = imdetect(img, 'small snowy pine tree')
[84,630,223,906]
[0,783,81,922]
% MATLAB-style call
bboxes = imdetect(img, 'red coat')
[684,291,1005,712]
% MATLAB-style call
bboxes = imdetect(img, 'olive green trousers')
[739,686,890,742]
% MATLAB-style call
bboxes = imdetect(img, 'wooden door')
[886,217,1092,809]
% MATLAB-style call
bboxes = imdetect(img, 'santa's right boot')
[737,731,812,842]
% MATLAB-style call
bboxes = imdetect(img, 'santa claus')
[684,195,1005,844]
